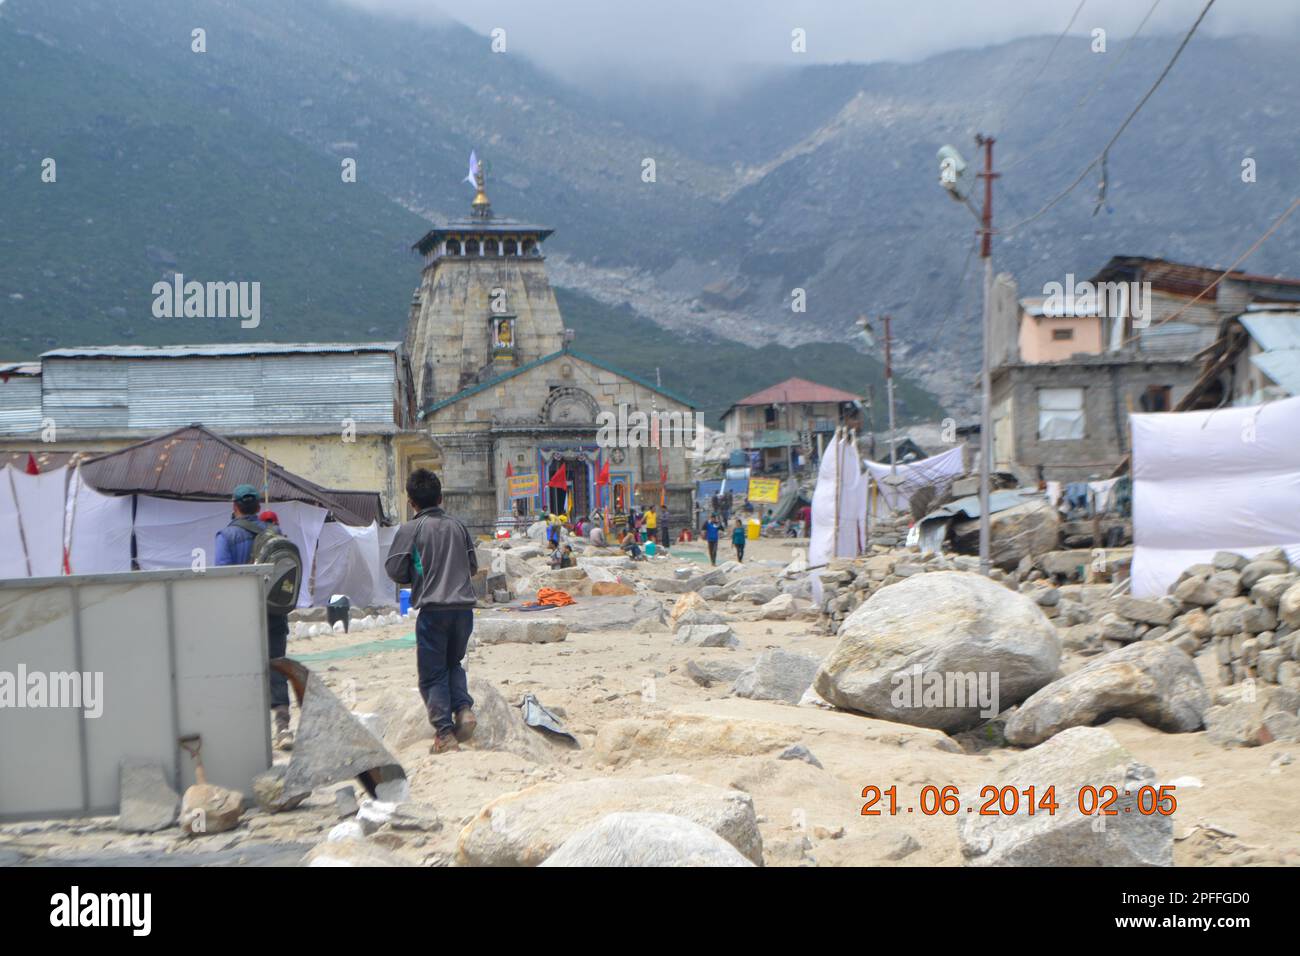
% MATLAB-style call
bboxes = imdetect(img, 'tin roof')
[1241,312,1300,397]
[80,424,384,525]
[731,377,862,408]
[41,342,400,359]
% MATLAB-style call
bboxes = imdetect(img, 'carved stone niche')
[542,386,599,426]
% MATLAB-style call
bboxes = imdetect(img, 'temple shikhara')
[406,156,695,531]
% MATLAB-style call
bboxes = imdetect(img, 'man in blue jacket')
[215,483,294,751]
[704,514,722,565]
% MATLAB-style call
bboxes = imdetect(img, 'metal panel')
[0,377,42,433]
[1251,351,1300,398]
[1241,313,1300,353]
[0,566,271,822]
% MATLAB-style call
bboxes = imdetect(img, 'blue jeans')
[415,607,475,736]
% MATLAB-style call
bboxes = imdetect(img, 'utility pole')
[976,134,998,577]
[883,313,897,480]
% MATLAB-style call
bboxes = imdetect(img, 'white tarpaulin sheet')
[1131,396,1300,597]
[64,469,134,574]
[809,433,865,573]
[314,521,390,607]
[8,465,68,577]
[864,444,966,516]
[134,496,231,571]
[0,470,28,578]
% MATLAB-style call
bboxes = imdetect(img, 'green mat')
[292,633,415,664]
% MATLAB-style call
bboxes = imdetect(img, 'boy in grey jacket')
[384,469,479,753]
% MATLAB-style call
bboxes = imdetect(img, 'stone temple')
[407,163,695,533]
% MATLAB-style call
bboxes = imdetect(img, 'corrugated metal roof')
[1251,351,1300,397]
[41,342,400,359]
[39,351,401,433]
[80,424,383,526]
[732,377,862,407]
[1241,313,1300,352]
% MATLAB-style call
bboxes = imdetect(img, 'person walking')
[731,517,747,563]
[215,484,295,750]
[384,469,479,755]
[704,513,722,565]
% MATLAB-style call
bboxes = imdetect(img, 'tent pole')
[7,467,33,577]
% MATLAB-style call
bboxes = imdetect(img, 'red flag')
[595,459,610,487]
[546,463,568,489]
[25,453,39,475]
[505,462,514,478]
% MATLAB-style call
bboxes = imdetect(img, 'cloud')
[339,0,1300,93]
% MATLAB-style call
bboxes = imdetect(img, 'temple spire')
[467,150,491,219]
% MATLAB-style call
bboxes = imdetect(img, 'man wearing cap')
[215,483,294,750]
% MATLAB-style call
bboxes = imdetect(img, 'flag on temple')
[25,453,39,475]
[505,461,514,478]
[595,459,610,487]
[547,463,568,489]
[464,150,480,187]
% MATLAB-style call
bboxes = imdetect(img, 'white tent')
[1131,395,1300,597]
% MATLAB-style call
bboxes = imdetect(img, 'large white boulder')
[813,571,1061,732]
[456,774,763,866]
[540,812,755,867]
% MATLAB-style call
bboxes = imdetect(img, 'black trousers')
[267,612,290,709]
[416,607,475,736]
[707,540,718,564]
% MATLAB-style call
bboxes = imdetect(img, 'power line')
[1003,0,1164,174]
[1000,0,1216,237]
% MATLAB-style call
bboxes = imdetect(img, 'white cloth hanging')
[1130,396,1300,597]
[864,444,966,516]
[63,469,134,574]
[134,496,232,571]
[313,521,389,607]
[0,468,30,578]
[265,500,328,607]
[8,465,68,577]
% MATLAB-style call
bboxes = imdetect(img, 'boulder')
[756,593,804,620]
[672,607,731,632]
[1005,641,1210,746]
[1109,596,1175,626]
[456,774,763,866]
[814,572,1061,732]
[732,649,822,704]
[1251,573,1298,609]
[591,581,635,597]
[117,759,179,833]
[564,596,664,633]
[474,617,567,645]
[1280,581,1300,629]
[1174,571,1241,606]
[669,591,708,626]
[954,499,1059,571]
[1240,559,1290,589]
[685,659,746,687]
[252,765,308,813]
[303,838,409,867]
[540,812,755,867]
[1205,699,1300,747]
[673,624,739,647]
[956,727,1172,866]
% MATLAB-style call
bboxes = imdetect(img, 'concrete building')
[990,256,1300,483]
[406,166,695,531]
[720,377,863,474]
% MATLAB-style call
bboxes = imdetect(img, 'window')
[1140,385,1171,412]
[1051,328,1074,341]
[1038,387,1084,440]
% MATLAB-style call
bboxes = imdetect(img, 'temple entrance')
[547,458,592,517]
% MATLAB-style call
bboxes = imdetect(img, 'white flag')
[464,150,480,187]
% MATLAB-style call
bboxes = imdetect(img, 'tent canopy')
[80,423,384,526]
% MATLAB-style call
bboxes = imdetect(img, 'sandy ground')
[3,536,1297,867]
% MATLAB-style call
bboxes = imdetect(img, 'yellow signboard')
[508,473,539,498]
[748,477,780,504]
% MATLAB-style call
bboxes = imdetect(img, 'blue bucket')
[399,588,412,615]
